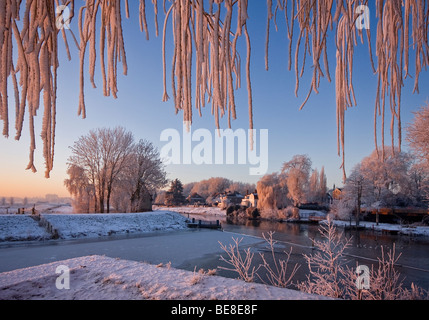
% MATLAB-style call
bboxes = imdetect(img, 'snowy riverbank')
[0,255,327,300]
[0,210,189,242]
[154,205,226,216]
[330,219,429,237]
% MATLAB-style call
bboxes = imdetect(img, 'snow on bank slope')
[0,255,327,300]
[43,211,188,239]
[331,220,429,237]
[0,211,188,241]
[155,205,226,216]
[0,215,51,241]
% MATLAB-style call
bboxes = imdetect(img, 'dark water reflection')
[181,213,429,291]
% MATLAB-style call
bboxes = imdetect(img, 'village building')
[186,193,206,206]
[217,191,244,208]
[241,191,258,208]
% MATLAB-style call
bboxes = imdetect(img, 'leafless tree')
[122,139,168,212]
[67,127,134,213]
[66,129,167,213]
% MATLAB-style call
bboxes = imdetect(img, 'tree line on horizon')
[64,103,429,216]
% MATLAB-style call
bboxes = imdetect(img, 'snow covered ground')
[155,205,226,216]
[0,255,327,300]
[331,220,429,237]
[1,205,427,300]
[0,215,52,241]
[0,210,189,241]
[42,211,188,239]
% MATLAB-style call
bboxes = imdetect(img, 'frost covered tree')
[122,139,168,212]
[308,166,329,204]
[319,166,328,202]
[66,127,134,213]
[66,129,166,213]
[338,148,424,217]
[308,168,320,203]
[407,103,429,169]
[64,164,96,213]
[190,177,231,199]
[340,164,372,225]
[256,172,289,219]
[282,154,312,206]
[408,162,429,206]
[360,148,413,208]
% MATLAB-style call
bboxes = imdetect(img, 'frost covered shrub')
[329,199,352,220]
[298,222,429,300]
[259,208,279,220]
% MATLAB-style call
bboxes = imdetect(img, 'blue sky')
[0,1,428,198]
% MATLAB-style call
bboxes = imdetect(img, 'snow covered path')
[0,255,327,300]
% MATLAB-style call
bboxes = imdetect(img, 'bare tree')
[67,127,134,213]
[308,168,320,203]
[122,139,168,212]
[102,127,134,213]
[319,166,328,203]
[342,164,369,226]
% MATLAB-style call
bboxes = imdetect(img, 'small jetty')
[187,218,222,229]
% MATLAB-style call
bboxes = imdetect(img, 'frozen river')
[1,215,429,291]
[0,229,262,273]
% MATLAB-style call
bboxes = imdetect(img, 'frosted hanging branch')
[0,0,59,178]
[267,0,429,181]
[161,0,252,131]
[1,0,429,180]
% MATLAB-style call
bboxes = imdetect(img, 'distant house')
[332,188,343,200]
[187,193,206,206]
[219,191,244,207]
[327,187,343,203]
[241,192,258,208]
